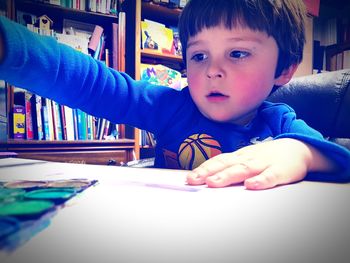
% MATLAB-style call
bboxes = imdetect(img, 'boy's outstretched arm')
[186,138,339,190]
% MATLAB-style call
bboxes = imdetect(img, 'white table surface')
[0,157,349,263]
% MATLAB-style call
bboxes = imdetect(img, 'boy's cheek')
[187,73,202,89]
[187,78,197,88]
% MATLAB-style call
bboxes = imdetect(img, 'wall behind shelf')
[294,16,314,77]
[313,0,350,71]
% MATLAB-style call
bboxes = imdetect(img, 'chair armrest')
[268,69,350,139]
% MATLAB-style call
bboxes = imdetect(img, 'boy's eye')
[191,53,207,62]
[230,50,250,59]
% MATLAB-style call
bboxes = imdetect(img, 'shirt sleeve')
[273,103,350,182]
[0,16,185,133]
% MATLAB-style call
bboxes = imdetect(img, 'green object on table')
[0,200,55,216]
[24,188,76,200]
[0,188,26,202]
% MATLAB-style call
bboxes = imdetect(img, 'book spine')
[33,94,44,140]
[13,105,25,139]
[76,109,87,140]
[25,92,34,140]
[88,24,104,53]
[80,0,86,11]
[41,104,50,140]
[98,35,106,61]
[111,23,118,70]
[63,106,75,140]
[45,98,55,140]
[0,80,6,141]
[103,120,110,139]
[118,12,126,71]
[72,109,79,140]
[51,101,63,140]
[60,104,67,140]
[98,118,106,140]
[90,0,97,13]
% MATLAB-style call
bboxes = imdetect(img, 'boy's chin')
[202,112,236,123]
[203,111,255,126]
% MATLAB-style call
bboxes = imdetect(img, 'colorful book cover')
[13,105,25,139]
[55,33,89,54]
[141,19,174,54]
[170,26,182,56]
[140,64,182,90]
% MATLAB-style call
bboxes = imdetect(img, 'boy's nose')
[207,72,223,78]
[206,63,224,79]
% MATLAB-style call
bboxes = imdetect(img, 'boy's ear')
[274,64,298,86]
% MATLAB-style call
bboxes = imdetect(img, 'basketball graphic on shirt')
[178,134,222,170]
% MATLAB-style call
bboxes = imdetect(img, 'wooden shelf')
[17,0,118,19]
[0,139,135,165]
[141,2,181,26]
[2,138,134,147]
[15,0,118,32]
[141,49,183,63]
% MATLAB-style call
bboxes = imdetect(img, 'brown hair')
[178,0,307,77]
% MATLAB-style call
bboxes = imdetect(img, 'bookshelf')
[0,0,136,165]
[124,0,185,159]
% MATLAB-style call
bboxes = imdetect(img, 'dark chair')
[268,69,350,150]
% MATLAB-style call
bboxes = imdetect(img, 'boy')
[0,0,349,190]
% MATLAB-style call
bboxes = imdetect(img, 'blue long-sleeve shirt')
[0,16,349,181]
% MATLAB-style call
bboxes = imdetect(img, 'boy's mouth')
[206,91,229,98]
[207,92,226,96]
[206,92,229,102]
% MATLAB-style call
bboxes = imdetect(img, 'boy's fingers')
[244,167,291,190]
[205,163,257,187]
[186,153,238,185]
[186,159,227,185]
[187,158,267,187]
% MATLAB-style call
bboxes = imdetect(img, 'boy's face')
[186,24,291,125]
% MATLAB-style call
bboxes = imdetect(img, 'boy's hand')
[186,138,336,190]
